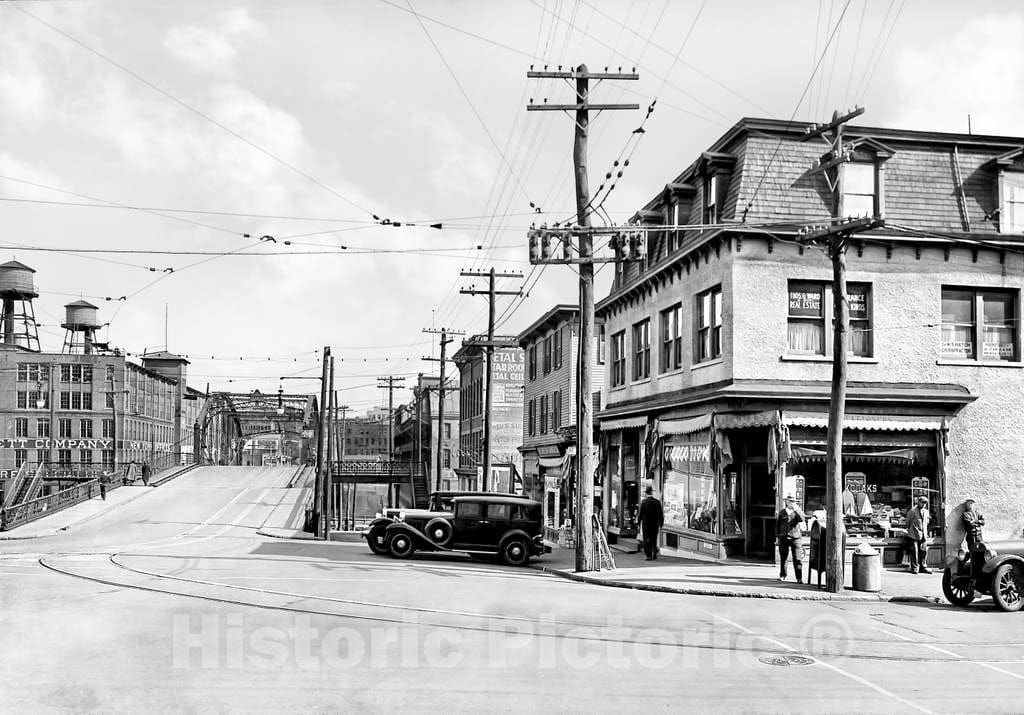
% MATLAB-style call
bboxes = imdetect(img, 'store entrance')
[744,461,775,559]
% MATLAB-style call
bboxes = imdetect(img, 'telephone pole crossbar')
[526,63,638,573]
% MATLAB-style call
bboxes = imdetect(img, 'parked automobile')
[942,540,1024,612]
[380,495,548,566]
[361,490,529,555]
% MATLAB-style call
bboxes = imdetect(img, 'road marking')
[923,643,963,659]
[868,625,915,642]
[704,610,934,715]
[971,662,1024,680]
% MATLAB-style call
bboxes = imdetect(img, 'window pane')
[789,284,823,317]
[843,194,874,218]
[700,292,711,328]
[982,292,1014,324]
[713,291,722,327]
[941,324,974,359]
[941,290,974,324]
[851,320,871,357]
[689,474,716,533]
[457,502,482,518]
[983,326,1016,361]
[788,322,825,354]
[848,285,868,320]
[844,163,875,194]
[486,504,510,520]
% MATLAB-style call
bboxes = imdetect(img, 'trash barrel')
[852,543,882,592]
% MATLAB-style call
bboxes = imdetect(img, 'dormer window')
[703,175,719,224]
[841,162,877,218]
[1000,172,1024,233]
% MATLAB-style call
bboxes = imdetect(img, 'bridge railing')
[332,461,426,478]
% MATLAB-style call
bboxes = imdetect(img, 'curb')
[150,464,199,488]
[0,487,156,541]
[531,565,941,603]
[256,527,316,540]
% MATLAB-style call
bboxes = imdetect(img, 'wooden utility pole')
[324,356,335,534]
[376,375,405,506]
[334,400,349,528]
[423,327,464,491]
[527,64,638,572]
[460,269,521,491]
[799,106,883,593]
[313,346,330,538]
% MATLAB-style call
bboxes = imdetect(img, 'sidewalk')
[533,545,944,603]
[0,486,153,540]
[255,481,316,540]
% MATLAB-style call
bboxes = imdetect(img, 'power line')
[856,0,906,103]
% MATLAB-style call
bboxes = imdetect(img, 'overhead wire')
[850,0,896,101]
[855,0,906,103]
[843,0,868,106]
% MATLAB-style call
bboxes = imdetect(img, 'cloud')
[164,8,266,76]
[887,15,1024,135]
[413,110,494,199]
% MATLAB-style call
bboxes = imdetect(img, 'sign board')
[782,473,806,511]
[789,287,822,316]
[911,476,931,506]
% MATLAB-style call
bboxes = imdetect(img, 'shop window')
[787,281,872,357]
[632,319,650,380]
[841,162,878,218]
[610,331,626,387]
[528,345,537,381]
[660,303,683,372]
[543,335,552,374]
[663,439,717,535]
[696,286,723,362]
[999,171,1024,233]
[941,287,1019,362]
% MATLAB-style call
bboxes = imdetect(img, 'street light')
[276,384,285,416]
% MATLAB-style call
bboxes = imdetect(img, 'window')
[941,287,1018,362]
[696,286,723,362]
[443,449,451,469]
[80,450,92,465]
[71,365,83,383]
[456,502,482,519]
[660,303,683,372]
[58,418,72,438]
[543,335,552,374]
[36,418,50,437]
[61,364,71,382]
[105,365,114,384]
[80,420,93,438]
[598,324,607,364]
[444,423,451,439]
[632,319,650,380]
[57,450,72,466]
[527,399,536,436]
[788,281,873,357]
[18,364,47,382]
[528,345,537,381]
[703,175,719,224]
[28,391,47,409]
[36,449,47,465]
[14,449,28,467]
[102,450,115,469]
[842,162,877,218]
[82,393,92,410]
[667,202,681,253]
[486,503,510,520]
[82,365,93,383]
[610,331,626,387]
[1000,172,1024,233]
[15,418,28,438]
[553,327,563,370]
[539,394,548,434]
[552,390,562,430]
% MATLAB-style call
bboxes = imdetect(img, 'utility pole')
[799,106,883,593]
[334,400,349,528]
[313,346,330,538]
[377,375,405,506]
[460,269,521,490]
[324,355,335,534]
[527,63,638,573]
[423,327,464,491]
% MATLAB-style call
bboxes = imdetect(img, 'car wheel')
[992,564,1024,612]
[424,518,453,547]
[366,524,388,555]
[500,536,531,567]
[941,567,976,607]
[388,532,416,559]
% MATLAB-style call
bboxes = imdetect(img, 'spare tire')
[424,518,454,546]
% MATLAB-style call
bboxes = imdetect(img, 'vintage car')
[942,540,1024,612]
[380,495,548,566]
[361,490,530,555]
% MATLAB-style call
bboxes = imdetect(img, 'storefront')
[539,446,574,546]
[646,410,950,565]
[599,417,647,543]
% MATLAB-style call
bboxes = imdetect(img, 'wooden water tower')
[0,260,40,352]
[62,300,101,354]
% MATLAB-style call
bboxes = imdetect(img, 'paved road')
[2,466,1022,713]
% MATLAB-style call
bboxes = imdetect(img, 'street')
[0,466,1021,713]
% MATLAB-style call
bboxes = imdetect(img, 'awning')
[784,412,943,431]
[789,446,919,464]
[658,414,711,435]
[538,456,564,469]
[715,410,780,429]
[599,415,648,431]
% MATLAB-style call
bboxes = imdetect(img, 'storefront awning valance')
[538,456,564,469]
[715,410,780,429]
[789,446,919,463]
[783,413,943,431]
[599,415,648,431]
[657,414,712,435]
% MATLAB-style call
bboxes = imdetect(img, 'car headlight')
[398,511,406,521]
[957,548,967,561]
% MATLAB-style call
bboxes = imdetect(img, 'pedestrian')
[776,495,806,582]
[961,498,985,550]
[904,495,931,574]
[99,474,107,501]
[141,461,151,487]
[637,486,664,560]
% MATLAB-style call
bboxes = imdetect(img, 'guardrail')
[332,461,426,477]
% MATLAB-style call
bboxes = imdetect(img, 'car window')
[511,504,530,521]
[456,502,482,519]
[437,497,456,512]
[486,503,510,520]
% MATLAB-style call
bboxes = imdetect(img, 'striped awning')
[715,411,780,429]
[789,446,919,464]
[599,415,648,431]
[538,456,564,469]
[783,412,943,431]
[657,414,712,436]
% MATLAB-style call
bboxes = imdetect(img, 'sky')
[1,0,1022,414]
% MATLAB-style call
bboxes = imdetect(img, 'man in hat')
[776,494,806,582]
[905,495,931,573]
[961,498,986,550]
[637,486,664,560]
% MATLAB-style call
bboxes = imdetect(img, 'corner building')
[596,117,1024,564]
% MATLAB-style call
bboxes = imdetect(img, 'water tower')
[62,300,101,354]
[0,260,40,352]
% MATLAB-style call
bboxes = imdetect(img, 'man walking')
[776,494,806,582]
[905,495,931,573]
[637,486,664,561]
[141,461,151,487]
